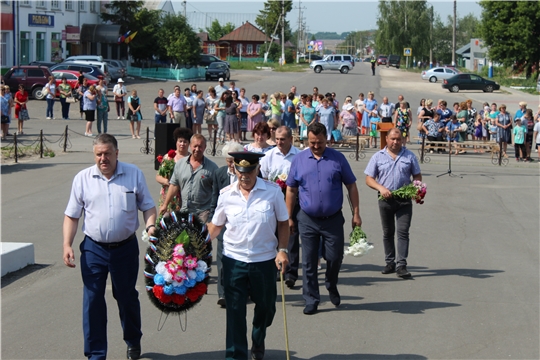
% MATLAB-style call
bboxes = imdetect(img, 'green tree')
[128,8,162,62]
[336,31,372,56]
[100,1,144,33]
[158,14,201,66]
[479,1,540,78]
[205,20,236,41]
[255,1,293,41]
[376,0,431,60]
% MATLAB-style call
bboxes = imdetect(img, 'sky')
[171,0,483,34]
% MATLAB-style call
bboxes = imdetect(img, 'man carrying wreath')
[365,128,422,278]
[207,151,290,360]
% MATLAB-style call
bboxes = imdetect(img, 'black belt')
[310,209,341,220]
[88,233,136,249]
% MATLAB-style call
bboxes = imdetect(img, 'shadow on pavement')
[309,354,427,360]
[341,300,461,314]
[410,267,504,279]
[1,263,52,288]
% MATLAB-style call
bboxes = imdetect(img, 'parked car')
[2,65,52,100]
[104,59,127,77]
[387,55,401,69]
[421,67,460,82]
[300,54,323,62]
[29,61,57,68]
[106,64,124,81]
[65,55,104,62]
[309,54,355,74]
[52,70,99,91]
[199,54,229,68]
[363,57,371,62]
[442,73,500,93]
[50,63,109,85]
[205,62,230,81]
[377,55,387,66]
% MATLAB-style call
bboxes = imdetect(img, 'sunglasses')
[269,127,277,131]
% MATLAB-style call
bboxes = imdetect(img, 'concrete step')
[1,242,35,277]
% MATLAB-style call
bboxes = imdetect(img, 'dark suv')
[3,65,52,100]
[387,55,401,69]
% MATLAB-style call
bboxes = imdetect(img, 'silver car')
[309,54,354,74]
[421,67,460,83]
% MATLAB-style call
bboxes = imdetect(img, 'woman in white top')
[44,76,56,119]
[112,78,127,119]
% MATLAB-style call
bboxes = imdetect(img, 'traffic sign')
[307,45,313,52]
[404,48,412,56]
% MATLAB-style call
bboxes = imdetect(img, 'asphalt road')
[1,63,539,359]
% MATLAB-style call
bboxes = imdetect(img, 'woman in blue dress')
[299,95,317,147]
[362,91,378,135]
[317,98,337,143]
[495,104,512,157]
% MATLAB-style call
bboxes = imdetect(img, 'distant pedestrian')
[14,84,28,134]
[127,90,142,139]
[83,85,98,137]
[371,56,376,76]
[58,77,72,120]
[96,89,109,134]
[78,78,89,120]
[153,89,168,124]
[113,78,126,120]
[44,76,56,119]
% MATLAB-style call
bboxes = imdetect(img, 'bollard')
[498,139,502,166]
[145,127,150,154]
[14,132,18,163]
[63,125,68,152]
[40,129,43,158]
[211,128,218,156]
[355,133,360,161]
[420,135,426,163]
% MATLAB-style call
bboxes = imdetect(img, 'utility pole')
[452,0,456,66]
[296,0,301,63]
[183,1,187,18]
[281,0,285,66]
[430,5,433,69]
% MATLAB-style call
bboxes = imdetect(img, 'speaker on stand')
[154,123,180,170]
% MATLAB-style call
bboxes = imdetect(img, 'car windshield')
[210,63,226,69]
[84,73,99,81]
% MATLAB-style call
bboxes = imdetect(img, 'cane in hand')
[279,262,291,360]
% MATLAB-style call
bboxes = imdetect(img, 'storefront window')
[36,32,45,61]
[20,32,31,65]
[51,33,62,62]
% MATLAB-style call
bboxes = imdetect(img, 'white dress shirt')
[65,162,155,243]
[259,145,300,180]
[211,178,289,263]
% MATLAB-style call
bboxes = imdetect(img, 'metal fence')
[127,66,206,81]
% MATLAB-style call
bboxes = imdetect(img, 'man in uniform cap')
[208,151,290,360]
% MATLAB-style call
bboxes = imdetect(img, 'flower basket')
[143,211,212,315]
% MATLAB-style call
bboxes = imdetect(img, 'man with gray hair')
[260,126,301,288]
[209,141,245,307]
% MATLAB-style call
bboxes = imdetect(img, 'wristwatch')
[278,248,289,254]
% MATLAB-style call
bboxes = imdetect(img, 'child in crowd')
[513,118,527,162]
[369,111,381,148]
[489,118,498,141]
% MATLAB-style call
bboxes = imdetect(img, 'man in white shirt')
[208,151,289,360]
[260,126,301,288]
[379,97,395,123]
[215,78,226,97]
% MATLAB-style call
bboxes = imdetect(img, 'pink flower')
[184,255,198,270]
[173,269,187,282]
[165,261,178,275]
[173,244,185,258]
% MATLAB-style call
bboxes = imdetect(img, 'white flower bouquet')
[344,226,373,257]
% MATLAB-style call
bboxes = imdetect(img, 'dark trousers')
[186,110,193,130]
[514,143,526,159]
[285,201,301,281]
[297,209,344,306]
[115,101,125,117]
[80,236,142,360]
[46,98,54,118]
[60,97,70,119]
[427,135,443,152]
[154,114,166,123]
[222,256,276,360]
[378,198,413,268]
[371,66,376,75]
[216,228,225,298]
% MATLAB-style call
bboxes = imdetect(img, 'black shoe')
[217,297,226,308]
[251,343,265,360]
[285,278,295,289]
[381,263,396,274]
[329,289,341,307]
[127,345,141,360]
[396,266,412,278]
[303,304,318,315]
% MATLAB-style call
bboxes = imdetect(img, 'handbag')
[301,128,307,138]
[265,109,272,117]
[66,97,76,104]
[204,110,216,123]
[19,108,29,120]
[42,87,49,96]
[1,115,9,124]
[417,120,424,131]
[332,129,343,141]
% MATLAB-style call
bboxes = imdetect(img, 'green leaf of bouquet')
[175,230,190,245]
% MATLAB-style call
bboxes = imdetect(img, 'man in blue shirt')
[286,122,362,315]
[365,128,422,278]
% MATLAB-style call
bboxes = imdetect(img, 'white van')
[66,55,103,62]
[64,60,110,83]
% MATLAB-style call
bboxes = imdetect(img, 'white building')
[1,1,127,68]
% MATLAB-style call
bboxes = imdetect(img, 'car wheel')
[450,85,460,93]
[226,75,230,81]
[396,66,400,69]
[485,85,494,92]
[205,76,209,81]
[32,86,45,100]
[314,66,322,73]
[340,67,349,74]
[429,76,437,83]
